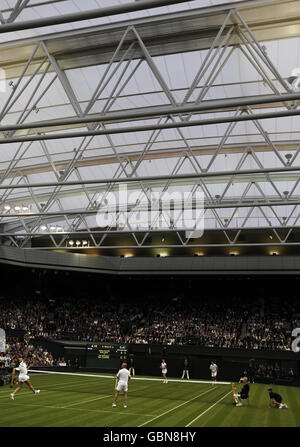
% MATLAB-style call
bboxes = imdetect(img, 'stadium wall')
[2,246,300,275]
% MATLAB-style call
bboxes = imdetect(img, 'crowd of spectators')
[0,338,75,373]
[255,362,281,380]
[0,338,55,369]
[0,295,299,351]
[242,316,295,350]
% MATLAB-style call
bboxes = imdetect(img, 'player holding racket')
[10,356,40,400]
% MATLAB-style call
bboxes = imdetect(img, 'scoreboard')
[86,343,127,369]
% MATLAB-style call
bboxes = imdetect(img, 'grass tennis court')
[0,372,299,427]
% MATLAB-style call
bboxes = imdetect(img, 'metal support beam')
[1,199,300,218]
[1,1,298,81]
[0,165,299,190]
[0,0,298,255]
[41,41,83,117]
[0,0,199,34]
[3,106,300,145]
[0,223,299,237]
[1,92,299,133]
[6,0,30,24]
[18,242,300,250]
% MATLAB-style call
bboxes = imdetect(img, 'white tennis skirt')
[18,374,30,383]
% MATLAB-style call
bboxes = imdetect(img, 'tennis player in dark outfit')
[181,358,190,379]
[268,388,288,409]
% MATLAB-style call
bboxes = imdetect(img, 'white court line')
[0,379,104,400]
[34,380,97,391]
[138,385,217,427]
[65,382,156,408]
[185,390,232,427]
[64,394,111,407]
[0,377,97,396]
[0,390,111,405]
[129,377,230,385]
[0,373,119,397]
[0,401,155,418]
[0,390,41,401]
[0,379,153,404]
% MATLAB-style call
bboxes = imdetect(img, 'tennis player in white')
[10,357,40,400]
[161,359,168,384]
[112,362,131,408]
[210,361,218,385]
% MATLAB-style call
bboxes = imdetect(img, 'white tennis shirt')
[117,368,131,384]
[16,362,28,375]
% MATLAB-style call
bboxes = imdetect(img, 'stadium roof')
[1,0,300,255]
